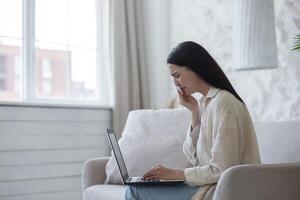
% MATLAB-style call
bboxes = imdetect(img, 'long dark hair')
[167,41,244,104]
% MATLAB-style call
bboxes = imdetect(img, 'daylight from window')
[0,0,109,104]
[0,0,22,101]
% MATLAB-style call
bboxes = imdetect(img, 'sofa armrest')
[82,157,110,191]
[213,162,300,200]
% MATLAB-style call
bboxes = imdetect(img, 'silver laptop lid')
[106,129,129,184]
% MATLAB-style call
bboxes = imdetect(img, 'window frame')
[23,0,35,102]
[0,0,112,107]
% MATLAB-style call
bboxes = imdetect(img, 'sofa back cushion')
[254,120,300,164]
[105,108,193,184]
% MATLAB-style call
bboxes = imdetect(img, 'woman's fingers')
[143,166,161,179]
[179,94,197,111]
[143,170,153,178]
[143,165,179,180]
[143,171,160,180]
[144,175,159,180]
[143,171,158,180]
[142,170,153,178]
[143,168,158,177]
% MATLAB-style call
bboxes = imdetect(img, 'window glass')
[35,0,100,102]
[0,0,22,101]
[0,0,111,105]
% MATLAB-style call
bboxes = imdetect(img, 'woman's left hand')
[142,165,185,180]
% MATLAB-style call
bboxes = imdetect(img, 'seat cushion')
[83,185,126,200]
[105,108,192,184]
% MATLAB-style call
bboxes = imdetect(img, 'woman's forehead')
[168,64,187,72]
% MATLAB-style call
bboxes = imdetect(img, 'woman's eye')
[171,72,180,79]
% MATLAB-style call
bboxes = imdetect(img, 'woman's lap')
[124,183,199,200]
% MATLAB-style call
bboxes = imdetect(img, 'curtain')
[110,0,150,136]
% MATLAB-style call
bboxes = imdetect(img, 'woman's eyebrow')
[171,71,178,77]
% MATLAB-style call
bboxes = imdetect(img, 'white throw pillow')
[105,108,193,184]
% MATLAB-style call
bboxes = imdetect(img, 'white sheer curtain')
[110,0,150,135]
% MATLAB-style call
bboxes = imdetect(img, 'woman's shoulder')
[211,89,245,114]
[214,89,239,104]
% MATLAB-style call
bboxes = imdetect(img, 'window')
[0,55,7,91]
[0,0,22,101]
[41,58,53,94]
[14,56,22,92]
[0,0,112,106]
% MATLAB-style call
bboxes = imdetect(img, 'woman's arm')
[191,104,200,129]
[142,94,203,181]
[182,123,200,166]
[142,114,240,183]
[182,103,202,165]
[142,106,201,181]
[184,113,241,186]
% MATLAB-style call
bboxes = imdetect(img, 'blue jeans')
[124,183,199,200]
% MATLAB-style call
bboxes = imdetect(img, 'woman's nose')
[173,78,180,85]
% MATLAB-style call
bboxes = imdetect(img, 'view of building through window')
[0,0,22,101]
[0,44,22,101]
[0,0,110,104]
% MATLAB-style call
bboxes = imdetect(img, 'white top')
[183,87,261,186]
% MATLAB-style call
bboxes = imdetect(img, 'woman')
[124,41,261,200]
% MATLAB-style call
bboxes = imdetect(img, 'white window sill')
[0,101,113,110]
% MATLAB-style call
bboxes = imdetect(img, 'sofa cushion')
[105,108,192,184]
[254,120,300,164]
[83,185,125,200]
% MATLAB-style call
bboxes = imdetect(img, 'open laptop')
[106,129,184,185]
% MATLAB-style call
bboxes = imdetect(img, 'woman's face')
[168,64,203,95]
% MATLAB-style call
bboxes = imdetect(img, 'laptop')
[106,129,184,185]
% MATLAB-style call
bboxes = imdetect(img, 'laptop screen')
[106,129,129,183]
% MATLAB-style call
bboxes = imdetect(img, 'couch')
[82,109,300,200]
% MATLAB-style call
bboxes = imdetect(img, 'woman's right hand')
[178,92,200,128]
[178,91,198,112]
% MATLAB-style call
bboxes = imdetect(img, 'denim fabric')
[124,183,199,200]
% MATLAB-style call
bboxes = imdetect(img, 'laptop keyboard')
[130,177,160,182]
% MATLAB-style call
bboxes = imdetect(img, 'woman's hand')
[142,165,185,180]
[178,92,200,128]
[178,92,198,112]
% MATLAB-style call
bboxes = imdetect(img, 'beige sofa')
[82,109,300,200]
